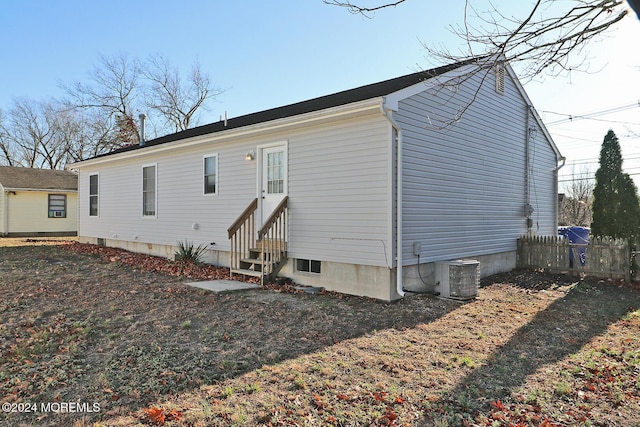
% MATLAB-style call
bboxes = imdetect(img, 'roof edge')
[73,59,478,165]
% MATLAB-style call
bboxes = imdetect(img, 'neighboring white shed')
[69,59,562,300]
[0,167,78,236]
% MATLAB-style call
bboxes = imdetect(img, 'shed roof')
[91,59,475,160]
[0,166,78,191]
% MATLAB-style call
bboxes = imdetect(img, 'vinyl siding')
[78,140,259,251]
[397,69,558,265]
[527,118,558,235]
[77,112,392,267]
[5,191,77,234]
[288,114,391,267]
[0,186,5,234]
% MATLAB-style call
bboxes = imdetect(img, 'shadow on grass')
[424,277,640,424]
[0,245,459,426]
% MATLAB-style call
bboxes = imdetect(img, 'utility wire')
[544,102,640,126]
[559,172,640,183]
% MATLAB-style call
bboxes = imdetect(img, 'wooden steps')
[229,268,263,278]
[228,197,289,285]
[230,243,288,281]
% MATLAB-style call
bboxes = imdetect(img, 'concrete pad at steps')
[186,280,261,293]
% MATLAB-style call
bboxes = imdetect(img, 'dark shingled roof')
[90,60,473,161]
[0,166,78,191]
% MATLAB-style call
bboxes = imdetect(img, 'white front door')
[260,144,287,225]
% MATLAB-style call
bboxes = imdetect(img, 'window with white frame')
[142,164,157,217]
[48,194,67,218]
[89,173,99,216]
[267,150,285,194]
[296,258,321,274]
[204,154,218,195]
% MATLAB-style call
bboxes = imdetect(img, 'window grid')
[296,258,321,274]
[267,151,284,194]
[89,174,99,216]
[204,155,217,194]
[142,165,156,217]
[48,194,66,218]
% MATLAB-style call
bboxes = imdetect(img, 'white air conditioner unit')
[435,260,480,301]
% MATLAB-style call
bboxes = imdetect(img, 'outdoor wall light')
[245,150,255,161]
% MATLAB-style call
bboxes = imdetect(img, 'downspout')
[524,108,531,232]
[553,156,566,231]
[381,102,405,298]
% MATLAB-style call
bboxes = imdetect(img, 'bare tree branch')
[327,0,633,128]
[327,1,632,79]
[559,165,594,226]
[322,0,408,15]
[143,55,223,133]
[423,0,629,79]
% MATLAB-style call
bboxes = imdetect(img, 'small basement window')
[296,258,321,274]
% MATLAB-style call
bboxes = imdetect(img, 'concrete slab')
[186,280,261,293]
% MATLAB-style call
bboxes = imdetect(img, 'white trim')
[257,141,288,226]
[1,187,78,193]
[295,258,322,275]
[2,190,8,235]
[89,172,99,217]
[69,99,382,169]
[142,163,157,218]
[256,141,289,200]
[47,193,67,219]
[203,153,219,196]
[384,63,479,111]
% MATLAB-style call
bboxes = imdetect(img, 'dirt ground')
[0,241,638,426]
[0,236,78,247]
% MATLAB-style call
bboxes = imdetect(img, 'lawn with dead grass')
[0,243,638,426]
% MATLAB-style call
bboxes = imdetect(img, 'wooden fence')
[517,235,631,282]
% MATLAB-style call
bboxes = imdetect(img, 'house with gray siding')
[69,59,562,301]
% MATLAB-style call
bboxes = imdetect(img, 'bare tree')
[63,53,142,147]
[559,165,595,226]
[143,55,223,133]
[325,1,635,79]
[0,108,16,166]
[6,98,74,169]
[62,53,222,150]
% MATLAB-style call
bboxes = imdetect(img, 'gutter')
[70,98,383,169]
[381,102,405,298]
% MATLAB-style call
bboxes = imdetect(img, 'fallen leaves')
[65,242,241,282]
[143,406,182,425]
[2,245,639,426]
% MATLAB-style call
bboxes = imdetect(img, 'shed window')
[48,194,67,218]
[89,173,99,216]
[142,164,157,217]
[204,155,218,195]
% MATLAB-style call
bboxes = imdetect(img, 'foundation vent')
[495,63,506,95]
